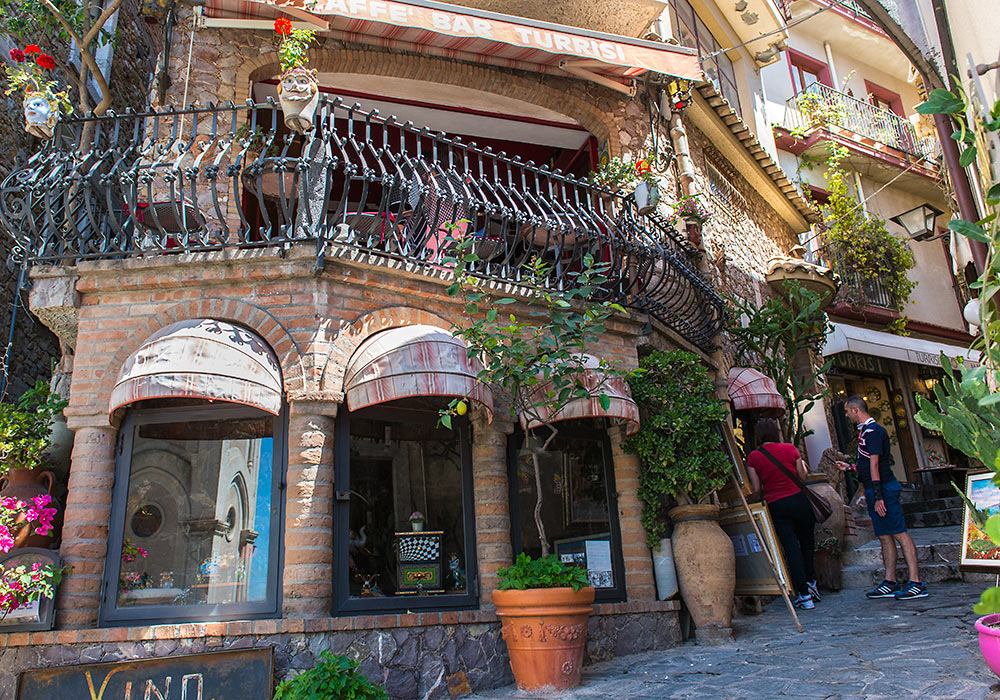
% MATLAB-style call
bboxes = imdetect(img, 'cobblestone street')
[470,582,999,699]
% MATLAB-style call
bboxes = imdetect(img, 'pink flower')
[137,547,148,558]
[31,562,41,571]
[31,494,51,508]
[0,526,14,553]
[34,522,51,536]
[123,554,134,563]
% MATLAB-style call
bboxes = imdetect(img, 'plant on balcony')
[790,91,847,139]
[441,234,630,689]
[818,146,916,332]
[590,151,661,214]
[4,45,72,139]
[274,17,319,133]
[726,280,832,448]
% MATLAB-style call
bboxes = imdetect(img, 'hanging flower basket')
[274,18,319,133]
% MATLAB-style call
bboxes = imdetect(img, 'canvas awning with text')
[204,0,703,87]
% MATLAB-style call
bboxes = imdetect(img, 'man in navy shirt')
[835,396,927,600]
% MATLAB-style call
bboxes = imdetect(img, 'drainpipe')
[823,42,840,88]
[930,0,988,274]
[668,113,696,197]
[853,173,868,215]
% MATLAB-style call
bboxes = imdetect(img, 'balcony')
[0,97,725,351]
[806,242,895,311]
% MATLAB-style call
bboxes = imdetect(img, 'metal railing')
[806,242,895,309]
[784,82,939,162]
[0,97,726,351]
[775,0,874,21]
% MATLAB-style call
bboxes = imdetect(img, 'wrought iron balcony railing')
[806,242,895,310]
[0,97,725,351]
[783,82,939,162]
[775,0,874,22]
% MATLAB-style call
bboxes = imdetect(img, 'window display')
[103,405,283,623]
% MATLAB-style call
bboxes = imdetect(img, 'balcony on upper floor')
[806,239,896,312]
[0,97,725,352]
[777,82,942,196]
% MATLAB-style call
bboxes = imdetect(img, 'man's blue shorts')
[865,479,906,536]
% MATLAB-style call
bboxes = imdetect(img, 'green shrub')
[273,651,388,700]
[497,552,590,591]
[625,350,730,547]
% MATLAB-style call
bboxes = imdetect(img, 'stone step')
[905,509,964,529]
[843,542,942,567]
[841,562,995,589]
[901,497,963,514]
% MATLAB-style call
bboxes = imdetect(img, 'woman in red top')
[746,418,818,609]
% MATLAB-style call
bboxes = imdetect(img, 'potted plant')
[274,17,318,133]
[669,194,710,245]
[492,553,592,690]
[590,151,661,215]
[914,87,1000,676]
[408,511,425,532]
[4,45,72,139]
[273,650,388,700]
[813,527,842,591]
[441,235,633,689]
[624,350,735,641]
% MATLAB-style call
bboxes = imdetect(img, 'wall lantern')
[665,77,692,112]
[889,203,944,241]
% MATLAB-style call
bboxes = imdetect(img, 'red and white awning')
[727,367,785,415]
[344,324,493,420]
[204,0,702,83]
[110,318,283,415]
[520,354,639,435]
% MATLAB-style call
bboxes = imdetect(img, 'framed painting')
[960,471,1000,573]
[719,503,793,596]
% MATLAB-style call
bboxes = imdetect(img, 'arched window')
[100,319,285,624]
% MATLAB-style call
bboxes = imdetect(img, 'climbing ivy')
[818,146,916,333]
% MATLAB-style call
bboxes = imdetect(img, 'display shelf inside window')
[394,530,446,595]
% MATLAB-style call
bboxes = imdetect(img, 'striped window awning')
[204,0,703,84]
[727,366,785,415]
[110,319,283,415]
[520,354,639,435]
[344,324,493,420]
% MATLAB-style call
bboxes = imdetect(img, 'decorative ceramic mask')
[277,67,319,132]
[23,91,58,140]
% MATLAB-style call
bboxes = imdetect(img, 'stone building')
[0,1,820,698]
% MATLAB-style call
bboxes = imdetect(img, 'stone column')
[282,400,337,618]
[609,426,657,601]
[471,410,514,607]
[57,418,117,628]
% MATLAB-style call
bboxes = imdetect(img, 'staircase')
[900,483,964,529]
[840,526,996,589]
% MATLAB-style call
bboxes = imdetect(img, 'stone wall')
[0,602,680,699]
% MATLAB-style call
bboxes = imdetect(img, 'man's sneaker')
[806,579,822,602]
[793,593,815,609]
[866,580,900,599]
[894,580,928,600]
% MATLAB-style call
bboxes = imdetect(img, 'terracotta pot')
[684,220,702,246]
[805,474,845,542]
[492,586,594,691]
[277,68,320,133]
[0,467,57,549]
[669,504,735,641]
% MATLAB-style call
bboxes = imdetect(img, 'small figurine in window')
[448,553,466,590]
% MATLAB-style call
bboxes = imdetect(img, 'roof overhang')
[823,322,980,368]
[203,0,703,85]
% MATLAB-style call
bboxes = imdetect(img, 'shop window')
[668,0,741,116]
[508,420,626,602]
[101,403,285,625]
[333,399,478,614]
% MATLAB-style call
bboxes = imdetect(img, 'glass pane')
[515,428,617,589]
[670,0,697,50]
[348,403,468,599]
[117,416,274,608]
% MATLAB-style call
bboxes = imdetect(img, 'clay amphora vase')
[669,503,736,642]
[492,586,594,690]
[0,467,57,548]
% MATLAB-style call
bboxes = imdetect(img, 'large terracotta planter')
[492,586,594,691]
[669,504,735,642]
[0,467,58,548]
[806,474,846,541]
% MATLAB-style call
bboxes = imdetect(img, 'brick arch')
[96,299,307,414]
[234,46,621,156]
[319,306,452,394]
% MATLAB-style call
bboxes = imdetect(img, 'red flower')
[36,54,55,70]
[635,159,652,176]
[24,45,40,55]
[274,17,292,35]
[9,49,25,63]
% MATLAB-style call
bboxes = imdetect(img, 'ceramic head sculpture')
[274,18,318,133]
[5,46,72,140]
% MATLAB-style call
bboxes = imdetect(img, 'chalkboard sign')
[719,504,792,596]
[17,648,273,700]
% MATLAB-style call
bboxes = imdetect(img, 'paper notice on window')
[731,534,748,558]
[585,539,614,588]
[747,533,763,553]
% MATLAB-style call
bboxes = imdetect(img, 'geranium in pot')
[624,350,735,642]
[590,151,661,215]
[669,194,710,245]
[4,45,73,139]
[274,17,318,133]
[441,235,635,689]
